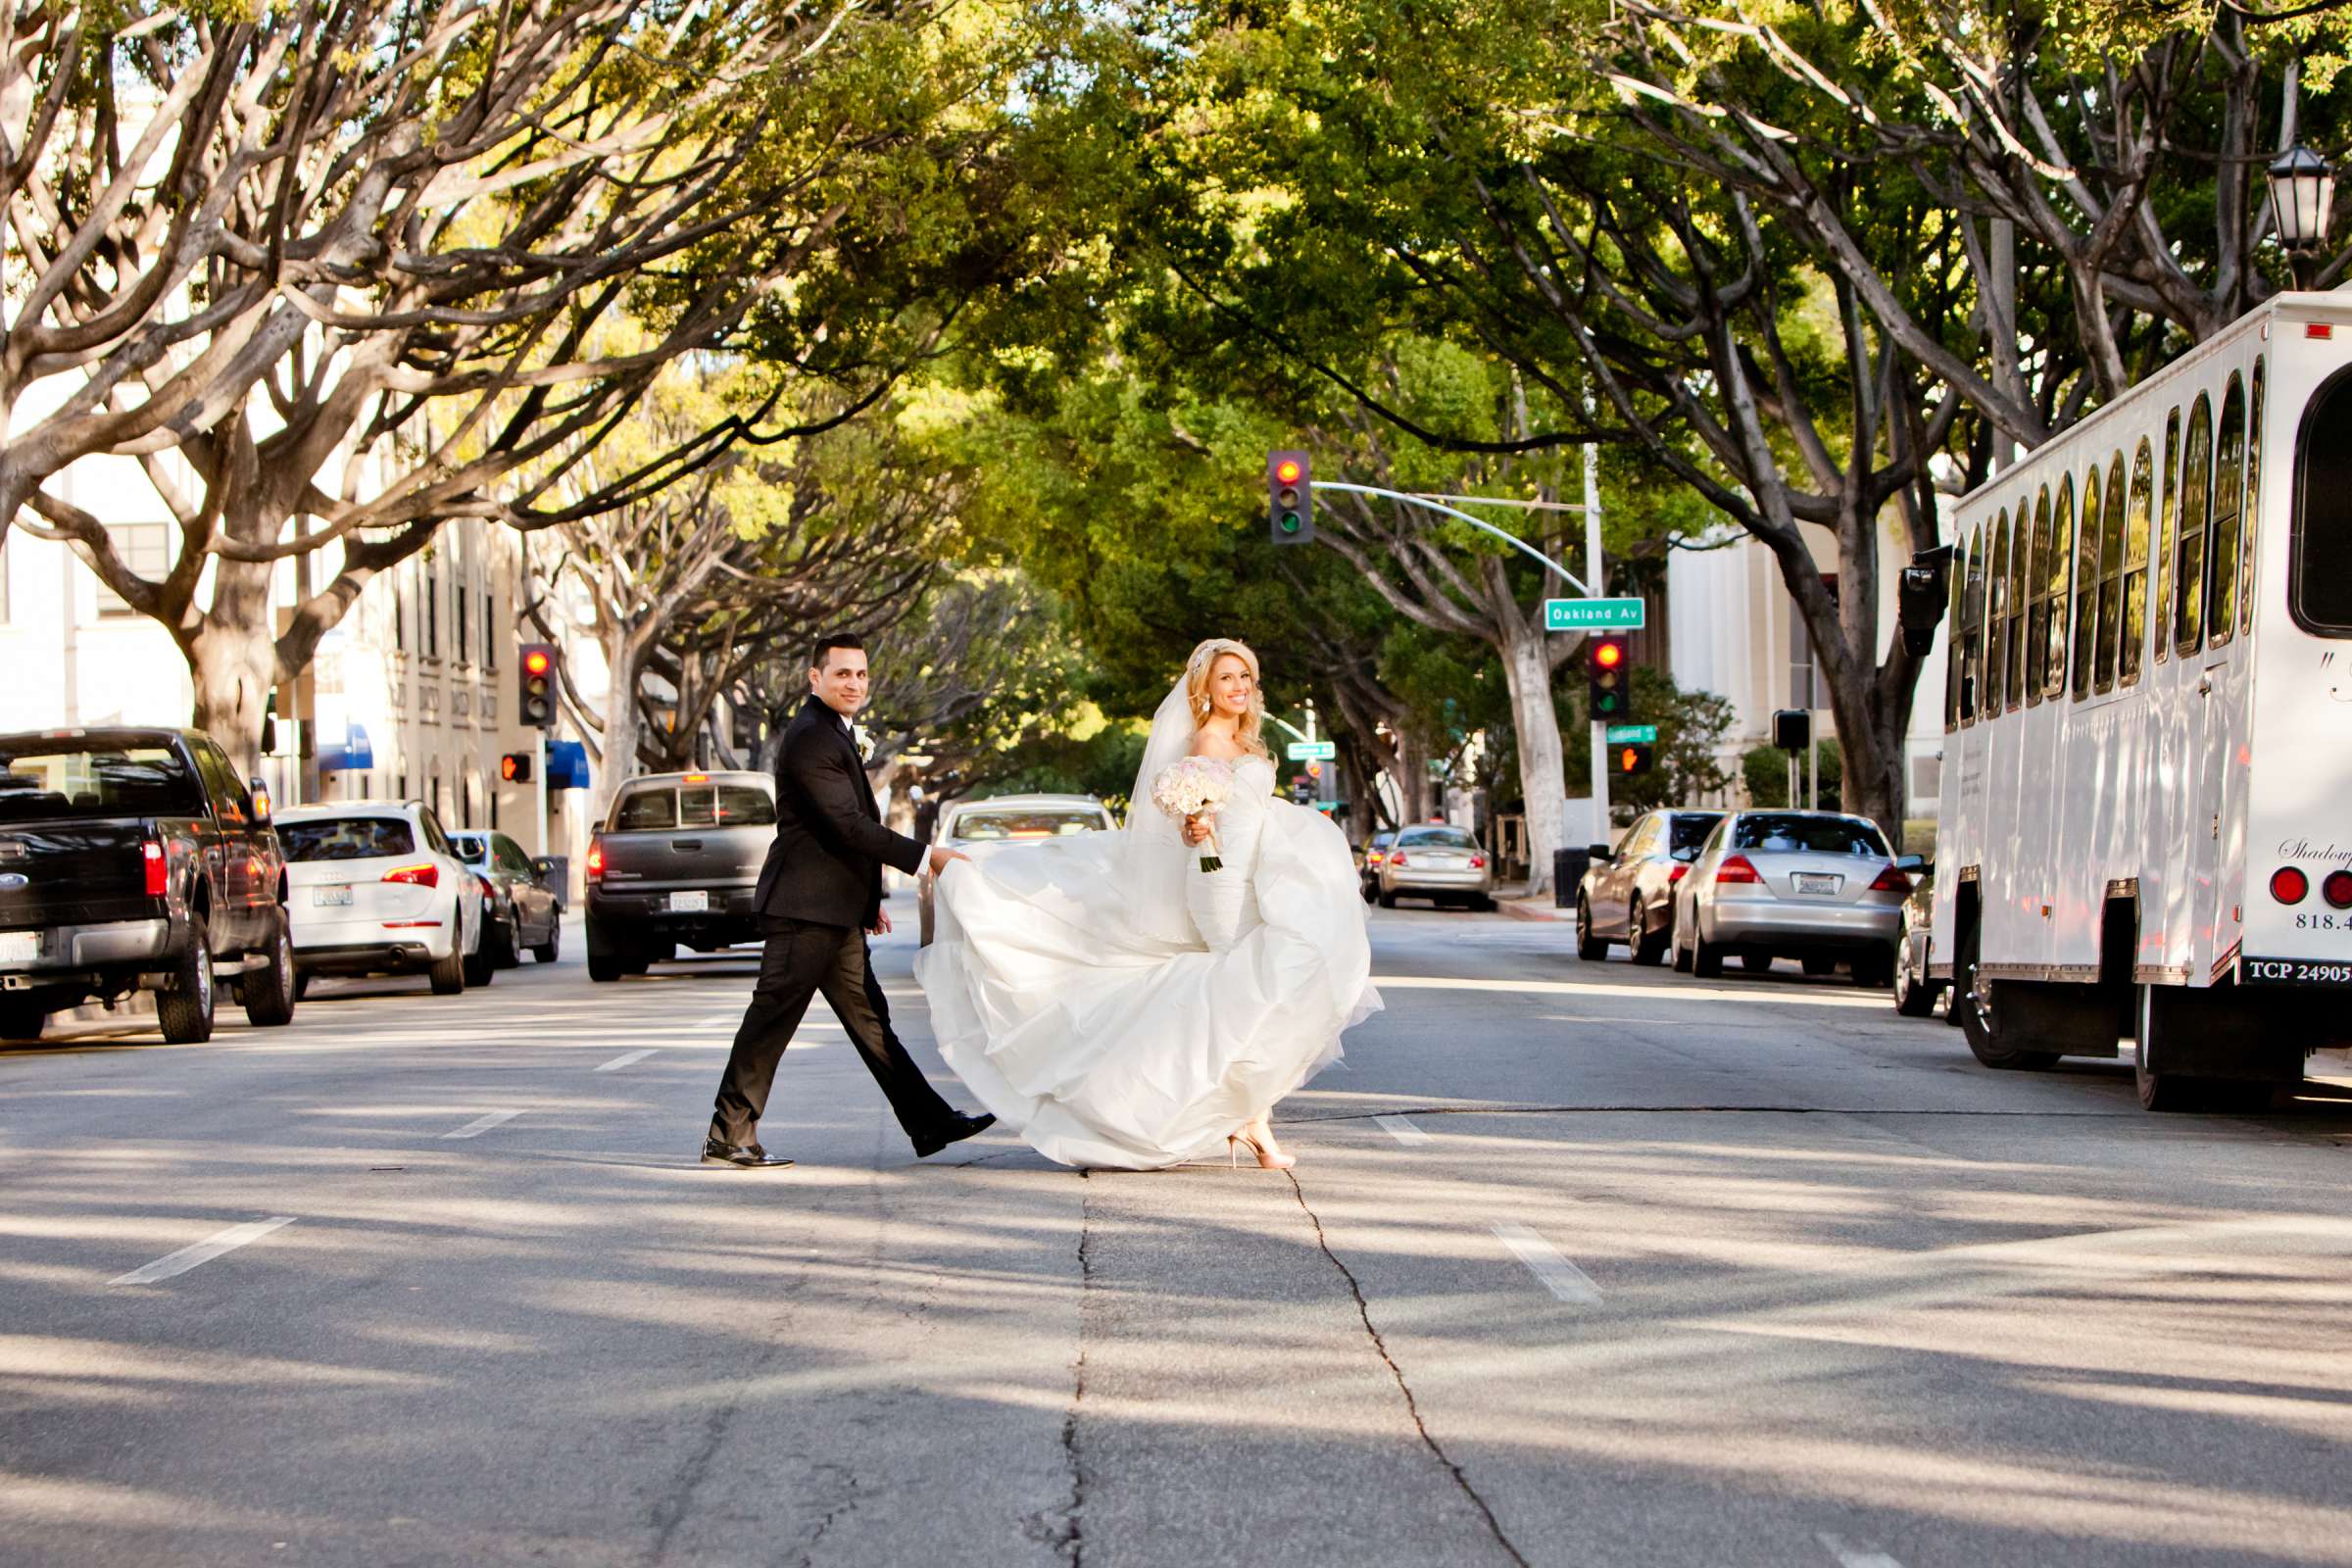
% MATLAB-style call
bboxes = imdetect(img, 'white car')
[274,800,488,996]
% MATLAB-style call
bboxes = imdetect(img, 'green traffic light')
[1280,514,1302,533]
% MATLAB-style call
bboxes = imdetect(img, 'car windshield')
[1731,813,1890,858]
[1668,813,1725,859]
[280,816,417,861]
[614,782,774,831]
[1397,827,1477,851]
[954,808,1106,841]
[0,743,205,823]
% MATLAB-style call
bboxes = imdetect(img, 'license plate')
[0,931,36,963]
[668,891,710,913]
[1791,873,1841,896]
[313,885,355,906]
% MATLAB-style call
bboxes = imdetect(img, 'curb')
[1499,899,1572,923]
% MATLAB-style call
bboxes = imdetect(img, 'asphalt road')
[4,904,2351,1568]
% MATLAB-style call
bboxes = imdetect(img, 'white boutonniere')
[852,722,877,763]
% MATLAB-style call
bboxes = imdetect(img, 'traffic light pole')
[1583,441,1608,840]
[1312,483,1591,592]
[535,730,548,859]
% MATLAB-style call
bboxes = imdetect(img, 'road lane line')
[594,1050,658,1072]
[442,1109,523,1140]
[1817,1533,1904,1568]
[1375,1114,1432,1147]
[1491,1221,1603,1303]
[110,1217,296,1286]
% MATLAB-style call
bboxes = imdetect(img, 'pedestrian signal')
[1588,635,1633,721]
[518,643,559,730]
[500,752,532,784]
[1268,450,1314,546]
[1615,742,1654,776]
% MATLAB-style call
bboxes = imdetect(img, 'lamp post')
[2268,144,2336,289]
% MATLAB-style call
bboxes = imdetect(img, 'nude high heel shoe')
[1228,1124,1297,1170]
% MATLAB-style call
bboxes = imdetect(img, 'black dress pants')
[710,916,956,1148]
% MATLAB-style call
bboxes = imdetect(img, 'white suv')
[274,800,489,996]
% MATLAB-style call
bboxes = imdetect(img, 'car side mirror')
[1895,854,1930,876]
[1586,842,1613,863]
[530,857,556,881]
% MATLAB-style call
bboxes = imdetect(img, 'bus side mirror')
[1899,545,1954,658]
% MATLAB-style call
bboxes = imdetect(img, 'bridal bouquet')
[1152,757,1233,872]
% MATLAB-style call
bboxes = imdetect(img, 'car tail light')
[2272,866,2310,905]
[586,842,606,882]
[2325,870,2352,909]
[1714,854,1762,886]
[1389,852,1409,868]
[477,873,496,900]
[1668,864,1688,883]
[142,838,168,897]
[1869,862,1912,895]
[1470,855,1487,869]
[1366,851,1386,866]
[382,863,439,888]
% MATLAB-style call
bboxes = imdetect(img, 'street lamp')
[2268,144,2336,288]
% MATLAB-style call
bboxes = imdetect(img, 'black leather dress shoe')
[912,1111,997,1159]
[702,1138,794,1169]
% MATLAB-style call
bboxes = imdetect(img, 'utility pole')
[1584,438,1608,843]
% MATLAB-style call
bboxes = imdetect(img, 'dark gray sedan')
[1669,810,1914,986]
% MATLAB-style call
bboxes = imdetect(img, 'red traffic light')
[1593,641,1624,669]
[1275,458,1302,484]
[523,648,552,676]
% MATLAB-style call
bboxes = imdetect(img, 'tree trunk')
[1396,730,1431,824]
[1496,620,1567,897]
[594,627,650,827]
[184,554,281,776]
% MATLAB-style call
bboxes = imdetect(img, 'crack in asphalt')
[1284,1168,1530,1568]
[1044,1170,1091,1567]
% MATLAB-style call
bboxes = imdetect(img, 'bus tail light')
[382,863,439,888]
[2271,866,2310,905]
[2325,870,2352,909]
[1869,862,1912,895]
[1714,855,1762,886]
[142,838,168,898]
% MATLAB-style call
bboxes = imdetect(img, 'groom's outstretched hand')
[927,845,970,877]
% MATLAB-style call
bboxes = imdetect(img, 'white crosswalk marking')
[110,1217,297,1286]
[442,1109,523,1140]
[594,1049,657,1072]
[1818,1533,1905,1568]
[1491,1221,1603,1303]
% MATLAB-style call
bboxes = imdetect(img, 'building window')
[484,566,499,671]
[424,566,440,660]
[391,575,406,652]
[456,583,469,666]
[94,522,171,617]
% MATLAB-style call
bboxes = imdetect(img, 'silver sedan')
[1669,810,1911,986]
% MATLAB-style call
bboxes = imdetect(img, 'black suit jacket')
[754,697,926,929]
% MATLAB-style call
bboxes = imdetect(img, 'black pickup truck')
[584,770,774,982]
[0,727,299,1045]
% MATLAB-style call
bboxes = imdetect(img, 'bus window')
[2095,455,2126,691]
[2006,496,2030,709]
[2176,393,2212,654]
[1961,521,1985,724]
[2025,486,2052,707]
[1944,534,1968,730]
[2073,464,2101,700]
[1986,510,2011,715]
[2241,358,2264,634]
[2046,476,2075,700]
[2292,365,2352,635]
[2121,440,2153,687]
[2155,408,2179,663]
[2211,373,2246,646]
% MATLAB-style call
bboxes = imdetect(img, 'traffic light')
[518,643,559,729]
[1268,449,1313,545]
[1615,742,1654,776]
[1588,634,1633,721]
[500,752,533,784]
[1772,709,1812,751]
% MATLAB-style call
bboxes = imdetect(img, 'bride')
[913,638,1381,1170]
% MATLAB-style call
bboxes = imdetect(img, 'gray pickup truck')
[583,770,773,982]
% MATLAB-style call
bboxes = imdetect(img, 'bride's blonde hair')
[1184,638,1271,762]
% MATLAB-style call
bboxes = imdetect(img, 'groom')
[703,632,994,1168]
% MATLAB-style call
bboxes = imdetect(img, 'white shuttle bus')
[1930,293,2352,1110]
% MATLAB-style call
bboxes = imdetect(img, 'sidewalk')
[1492,884,1571,922]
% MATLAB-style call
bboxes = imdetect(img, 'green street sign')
[1286,740,1337,761]
[1544,597,1645,632]
[1604,724,1658,745]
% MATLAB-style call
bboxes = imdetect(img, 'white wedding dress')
[913,684,1381,1170]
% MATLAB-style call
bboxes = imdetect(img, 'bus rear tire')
[2133,982,2270,1112]
[1962,979,2059,1071]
